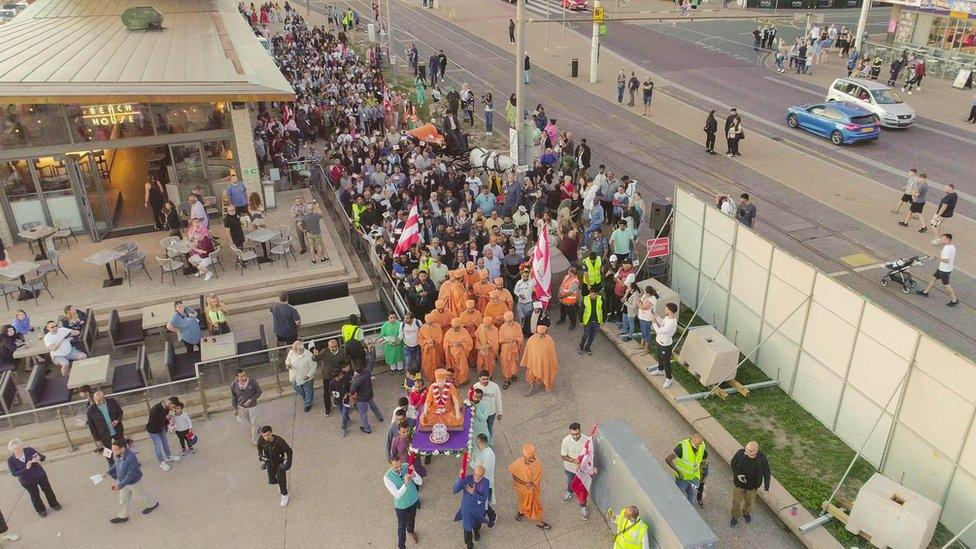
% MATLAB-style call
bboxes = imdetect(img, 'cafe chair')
[209,245,226,274]
[108,309,145,350]
[18,272,54,306]
[112,346,148,393]
[236,325,269,371]
[20,222,41,256]
[160,236,181,258]
[122,251,153,286]
[36,248,68,279]
[52,218,79,248]
[25,364,69,408]
[270,236,297,268]
[230,244,260,276]
[155,256,184,285]
[1,283,20,310]
[113,241,139,272]
[203,196,220,218]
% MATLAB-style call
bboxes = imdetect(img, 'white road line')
[827,270,851,276]
[852,262,887,272]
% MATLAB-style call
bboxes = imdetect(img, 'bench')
[237,324,269,370]
[112,346,148,393]
[81,308,98,355]
[165,341,198,381]
[287,281,349,307]
[0,371,20,414]
[26,365,70,408]
[108,309,145,350]
[198,294,208,332]
[358,300,388,325]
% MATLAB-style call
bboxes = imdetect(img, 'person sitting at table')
[166,301,201,355]
[205,294,230,335]
[224,205,247,249]
[188,194,208,230]
[187,217,209,241]
[188,230,216,282]
[11,310,32,337]
[163,201,182,238]
[248,192,265,225]
[0,324,25,373]
[60,305,87,350]
[43,320,85,376]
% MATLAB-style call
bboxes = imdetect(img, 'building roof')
[0,0,295,104]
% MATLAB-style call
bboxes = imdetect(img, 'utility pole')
[589,0,602,84]
[515,0,528,165]
[385,0,396,78]
[854,0,871,53]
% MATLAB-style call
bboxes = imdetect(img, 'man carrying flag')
[529,234,551,309]
[394,200,420,257]
[564,422,598,520]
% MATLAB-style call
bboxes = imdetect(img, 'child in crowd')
[169,401,196,455]
[406,375,426,419]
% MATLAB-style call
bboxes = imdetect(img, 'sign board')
[953,68,973,89]
[593,6,605,22]
[598,23,608,36]
[645,237,670,259]
[509,128,519,161]
[515,164,530,173]
[269,168,281,182]
[243,167,259,176]
[81,104,141,127]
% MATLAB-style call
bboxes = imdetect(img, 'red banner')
[645,237,670,259]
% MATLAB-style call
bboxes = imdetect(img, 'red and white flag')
[530,235,551,308]
[570,423,599,505]
[393,199,420,256]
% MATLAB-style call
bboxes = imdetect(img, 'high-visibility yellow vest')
[351,203,366,229]
[614,510,649,549]
[341,324,362,343]
[581,295,603,325]
[419,256,433,272]
[673,439,706,481]
[582,256,602,286]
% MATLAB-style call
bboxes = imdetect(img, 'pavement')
[346,0,976,358]
[0,321,801,548]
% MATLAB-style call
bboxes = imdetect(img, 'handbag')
[187,430,198,445]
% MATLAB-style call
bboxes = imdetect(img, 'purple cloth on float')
[410,404,473,454]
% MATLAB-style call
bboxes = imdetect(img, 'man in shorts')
[925,184,957,243]
[899,172,928,230]
[892,168,917,214]
[300,201,327,264]
[917,233,959,307]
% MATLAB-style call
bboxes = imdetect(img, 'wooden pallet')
[708,379,751,400]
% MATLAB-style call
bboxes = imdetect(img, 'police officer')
[665,433,708,506]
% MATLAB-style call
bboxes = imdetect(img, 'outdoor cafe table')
[201,332,237,380]
[167,239,197,275]
[0,260,40,300]
[84,248,129,287]
[67,354,113,390]
[143,302,175,349]
[295,296,359,330]
[13,336,48,360]
[245,228,278,263]
[18,225,56,260]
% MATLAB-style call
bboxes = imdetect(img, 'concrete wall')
[670,187,976,545]
[590,418,718,549]
[229,103,261,193]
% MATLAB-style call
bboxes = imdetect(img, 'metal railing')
[0,324,384,451]
[863,40,976,81]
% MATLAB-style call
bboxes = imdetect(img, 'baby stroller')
[881,255,928,293]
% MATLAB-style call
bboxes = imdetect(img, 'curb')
[599,323,843,549]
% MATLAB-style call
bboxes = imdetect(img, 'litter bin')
[571,57,579,78]
[418,61,427,78]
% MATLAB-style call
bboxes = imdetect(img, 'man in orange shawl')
[418,313,444,381]
[457,300,483,338]
[428,299,455,330]
[483,290,508,328]
[508,443,550,529]
[443,317,474,384]
[445,270,470,315]
[474,316,500,377]
[472,271,494,313]
[462,261,480,289]
[493,277,514,312]
[498,311,524,389]
[521,325,559,396]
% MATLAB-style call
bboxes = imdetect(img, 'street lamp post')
[515,0,528,165]
[589,0,602,83]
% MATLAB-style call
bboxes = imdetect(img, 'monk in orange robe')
[483,290,508,328]
[472,271,494,313]
[438,271,458,302]
[418,368,463,430]
[498,311,524,389]
[418,313,444,381]
[443,318,474,384]
[462,261,480,290]
[521,325,559,396]
[428,299,455,331]
[445,270,470,315]
[493,277,514,312]
[457,300,482,338]
[474,316,500,377]
[508,443,549,529]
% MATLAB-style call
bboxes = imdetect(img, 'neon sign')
[81,104,142,126]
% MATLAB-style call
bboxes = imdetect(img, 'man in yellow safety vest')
[577,287,604,356]
[665,433,709,506]
[341,314,363,343]
[610,506,649,549]
[581,252,602,292]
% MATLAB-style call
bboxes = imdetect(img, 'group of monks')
[416,264,558,395]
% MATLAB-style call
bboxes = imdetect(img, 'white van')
[0,8,17,22]
[826,78,915,128]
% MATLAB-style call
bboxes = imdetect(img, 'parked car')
[825,77,915,128]
[562,0,588,9]
[786,101,881,145]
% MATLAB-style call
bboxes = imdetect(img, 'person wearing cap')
[522,301,551,338]
[513,205,531,234]
[522,324,558,395]
[578,287,605,356]
[509,443,551,530]
[556,267,582,330]
[513,270,535,323]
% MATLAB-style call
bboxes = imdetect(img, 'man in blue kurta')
[470,389,491,449]
[453,465,490,549]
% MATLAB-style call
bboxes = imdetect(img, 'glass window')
[152,103,227,134]
[203,140,236,184]
[171,143,207,201]
[870,88,904,105]
[0,159,46,232]
[0,104,71,148]
[66,103,154,142]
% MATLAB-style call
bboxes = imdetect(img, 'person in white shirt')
[188,194,208,229]
[917,233,959,307]
[560,422,590,519]
[648,302,679,388]
[400,312,422,372]
[636,287,659,354]
[513,270,536,322]
[474,371,503,435]
[284,340,316,412]
[43,321,85,376]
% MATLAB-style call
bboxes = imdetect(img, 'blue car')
[786,101,881,145]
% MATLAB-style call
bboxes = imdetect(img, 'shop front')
[878,0,976,80]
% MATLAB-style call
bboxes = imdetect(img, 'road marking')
[853,262,887,273]
[827,270,851,277]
